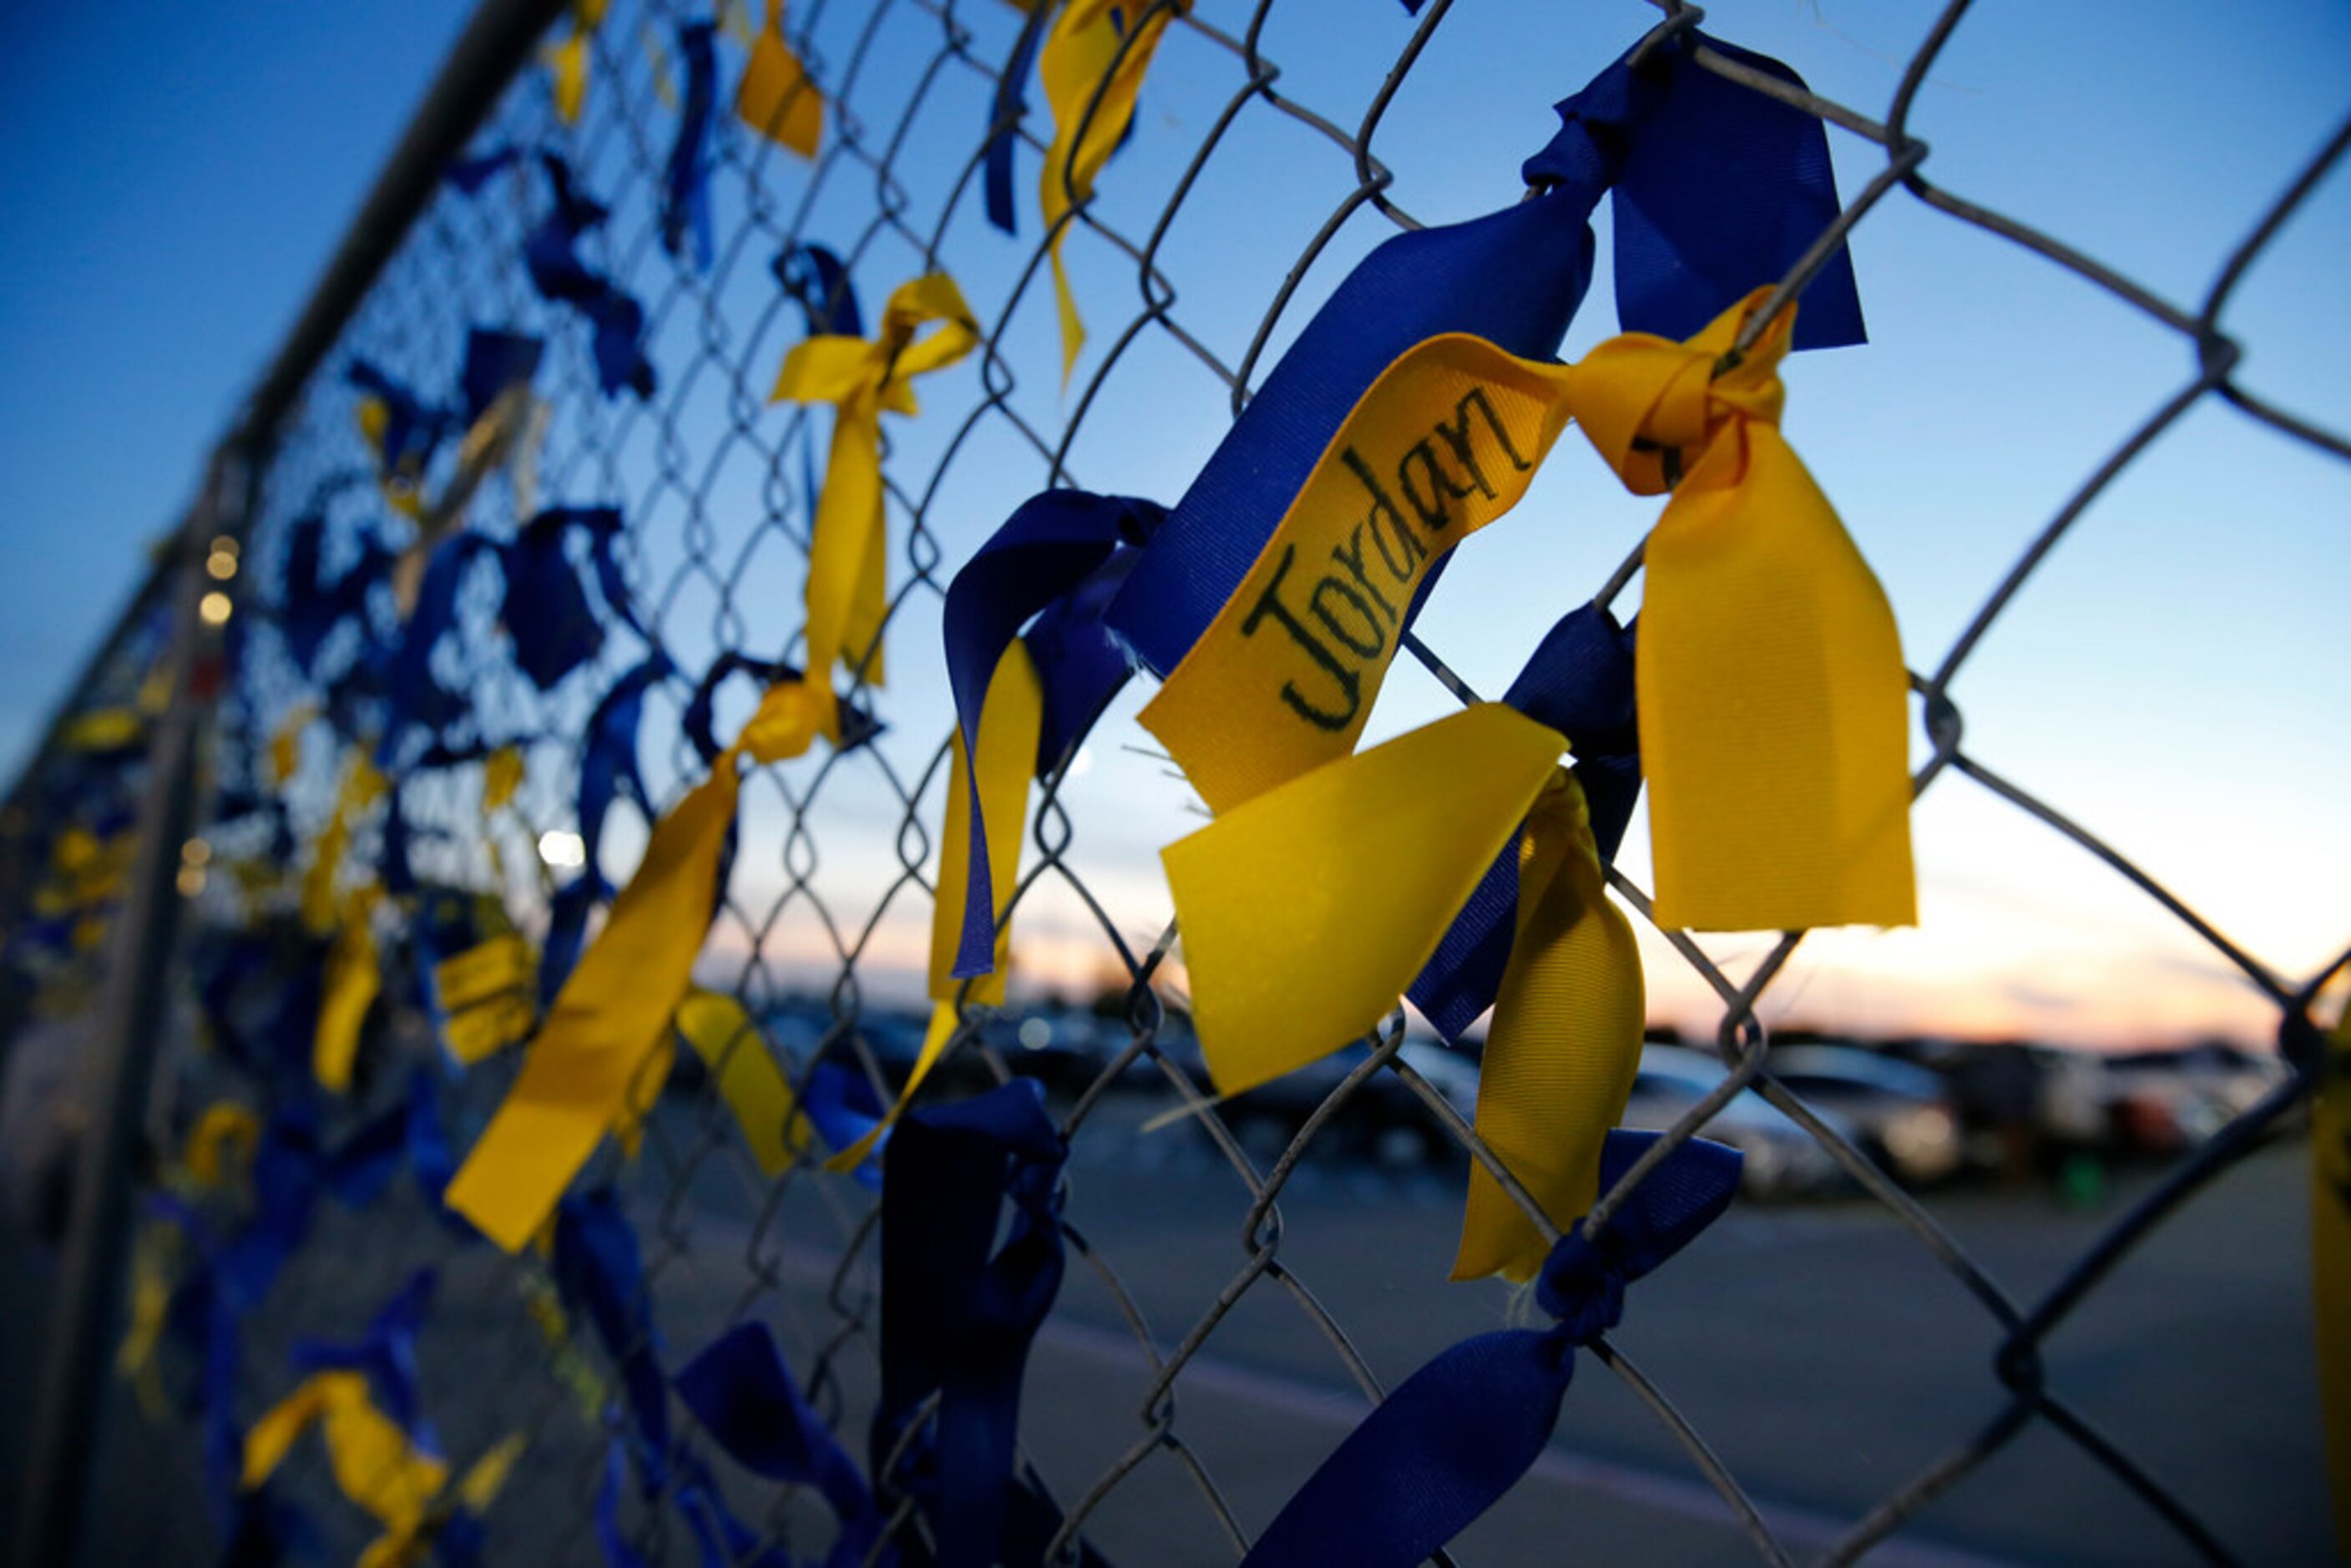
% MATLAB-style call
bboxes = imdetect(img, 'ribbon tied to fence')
[1239,1130,1742,1566]
[769,271,980,750]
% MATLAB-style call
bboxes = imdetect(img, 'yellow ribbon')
[2317,1000,2351,1553]
[823,643,1040,1172]
[1164,704,1644,1282]
[435,933,538,1065]
[445,681,810,1252]
[270,706,316,787]
[316,885,384,1093]
[303,753,387,935]
[546,0,609,124]
[736,0,822,157]
[184,1100,261,1188]
[356,398,428,521]
[1164,703,1562,1098]
[675,989,813,1176]
[1037,0,1185,382]
[60,707,142,753]
[1142,289,1914,931]
[769,272,979,747]
[1450,770,1643,1282]
[242,1371,449,1540]
[115,1221,178,1420]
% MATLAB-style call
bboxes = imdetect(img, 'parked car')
[1763,1044,1964,1186]
[2101,1043,2290,1156]
[1622,1047,1853,1200]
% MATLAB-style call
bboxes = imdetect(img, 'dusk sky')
[3,2,2345,1051]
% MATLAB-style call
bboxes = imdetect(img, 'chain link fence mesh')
[8,0,2348,1563]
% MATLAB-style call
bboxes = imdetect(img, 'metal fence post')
[9,448,250,1568]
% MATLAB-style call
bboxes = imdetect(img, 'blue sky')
[4,2,2346,1048]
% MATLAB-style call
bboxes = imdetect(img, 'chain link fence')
[4,0,2347,1563]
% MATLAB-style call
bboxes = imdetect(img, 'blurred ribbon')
[1239,1132,1740,1565]
[503,505,642,689]
[674,1321,886,1566]
[185,1100,263,1189]
[1148,291,1913,929]
[547,0,610,124]
[874,1080,1079,1568]
[539,653,668,1005]
[241,1370,448,1547]
[1105,27,1863,680]
[303,752,386,934]
[769,271,980,746]
[348,362,458,518]
[661,22,720,270]
[554,1189,671,1466]
[381,534,500,763]
[450,149,655,398]
[736,1,822,156]
[289,1269,440,1458]
[315,883,383,1093]
[983,2,1053,235]
[1036,0,1184,380]
[446,675,817,1249]
[775,241,862,336]
[801,1060,888,1187]
[277,510,369,682]
[433,932,537,1066]
[673,989,811,1176]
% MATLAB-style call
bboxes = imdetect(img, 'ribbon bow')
[1036,0,1186,380]
[767,271,979,751]
[1146,289,1913,931]
[875,1080,1095,1568]
[1104,26,1863,680]
[1238,1132,1742,1566]
[445,673,815,1252]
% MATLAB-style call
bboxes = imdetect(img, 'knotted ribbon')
[241,1370,449,1550]
[736,1,822,157]
[446,674,811,1252]
[288,1269,441,1458]
[769,271,980,747]
[1239,1131,1741,1565]
[874,1079,1084,1568]
[1104,26,1863,680]
[1037,0,1185,380]
[1148,291,1913,930]
[674,1321,886,1566]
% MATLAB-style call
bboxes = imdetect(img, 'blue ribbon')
[542,654,671,1004]
[289,1267,441,1458]
[1406,604,1640,1040]
[458,327,544,427]
[1240,1131,1741,1566]
[279,498,394,678]
[938,490,1165,979]
[775,242,865,338]
[554,1189,671,1474]
[981,3,1052,235]
[672,1447,794,1568]
[595,1435,651,1568]
[1102,29,1863,679]
[875,1079,1082,1568]
[381,535,499,766]
[675,1320,888,1567]
[661,23,720,271]
[802,1059,888,1190]
[502,505,642,690]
